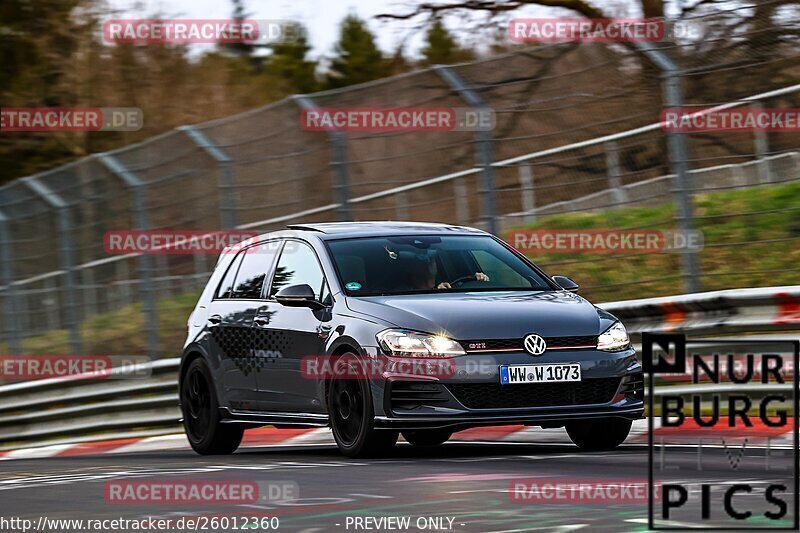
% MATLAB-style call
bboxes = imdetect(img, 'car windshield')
[327,235,554,296]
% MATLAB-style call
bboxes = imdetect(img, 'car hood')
[345,290,615,340]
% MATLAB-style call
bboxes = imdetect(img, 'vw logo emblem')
[523,334,547,356]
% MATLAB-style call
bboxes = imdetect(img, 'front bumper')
[373,405,644,430]
[371,347,644,430]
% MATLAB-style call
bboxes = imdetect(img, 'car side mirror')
[275,284,325,309]
[552,275,579,292]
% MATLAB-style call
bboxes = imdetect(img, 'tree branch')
[377,0,607,21]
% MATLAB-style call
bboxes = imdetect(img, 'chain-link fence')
[1,4,798,357]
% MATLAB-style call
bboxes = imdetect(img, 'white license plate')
[499,363,581,385]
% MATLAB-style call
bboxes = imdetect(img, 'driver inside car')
[406,252,489,290]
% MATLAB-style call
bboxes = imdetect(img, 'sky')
[103,0,667,60]
[105,0,448,58]
[103,0,574,59]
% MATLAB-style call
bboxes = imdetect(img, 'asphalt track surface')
[0,439,796,532]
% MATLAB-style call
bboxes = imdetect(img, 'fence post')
[635,43,701,293]
[751,101,772,184]
[178,126,238,229]
[98,154,159,360]
[395,192,409,221]
[21,177,83,353]
[453,178,470,225]
[518,163,536,223]
[0,208,21,355]
[193,253,207,290]
[605,141,629,205]
[44,277,59,331]
[116,260,132,308]
[435,65,498,235]
[17,288,30,338]
[793,152,800,180]
[155,255,171,298]
[292,95,352,221]
[81,268,97,319]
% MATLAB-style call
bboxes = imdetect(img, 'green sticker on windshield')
[345,282,362,291]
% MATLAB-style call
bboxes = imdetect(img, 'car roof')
[217,222,490,256]
[282,221,487,239]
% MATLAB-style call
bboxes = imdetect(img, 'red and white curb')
[0,423,635,461]
[0,419,791,461]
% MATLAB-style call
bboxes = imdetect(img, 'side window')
[269,241,325,299]
[232,243,279,299]
[215,251,245,299]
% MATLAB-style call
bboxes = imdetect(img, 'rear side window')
[232,243,280,299]
[269,241,325,299]
[215,251,245,299]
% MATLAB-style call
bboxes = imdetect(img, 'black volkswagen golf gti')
[180,222,643,457]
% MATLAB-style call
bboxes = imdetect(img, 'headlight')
[597,321,630,351]
[377,329,466,358]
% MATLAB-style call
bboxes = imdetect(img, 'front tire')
[566,417,631,451]
[402,429,453,447]
[180,358,243,455]
[328,361,398,458]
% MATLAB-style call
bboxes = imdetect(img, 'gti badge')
[523,334,547,356]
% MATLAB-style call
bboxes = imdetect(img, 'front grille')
[546,335,598,348]
[390,381,449,411]
[446,377,621,409]
[460,335,598,353]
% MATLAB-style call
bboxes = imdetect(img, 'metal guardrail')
[0,285,796,451]
[0,358,179,451]
[603,285,800,336]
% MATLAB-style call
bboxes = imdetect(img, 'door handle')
[207,314,222,325]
